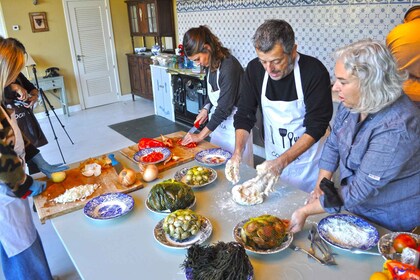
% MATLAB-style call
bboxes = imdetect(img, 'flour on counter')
[323,219,370,248]
[213,186,300,223]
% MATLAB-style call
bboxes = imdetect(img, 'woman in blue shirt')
[289,39,420,233]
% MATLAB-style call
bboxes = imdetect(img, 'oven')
[172,74,207,126]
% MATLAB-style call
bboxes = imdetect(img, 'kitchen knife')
[108,154,123,174]
[187,120,200,134]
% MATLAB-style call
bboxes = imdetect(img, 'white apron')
[207,68,254,166]
[261,55,325,192]
[0,106,37,257]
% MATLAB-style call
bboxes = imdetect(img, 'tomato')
[141,151,164,163]
[392,233,417,253]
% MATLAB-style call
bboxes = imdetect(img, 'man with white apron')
[261,55,326,192]
[226,19,333,196]
[207,68,254,167]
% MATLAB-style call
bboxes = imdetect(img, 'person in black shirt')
[181,25,253,166]
[226,20,333,194]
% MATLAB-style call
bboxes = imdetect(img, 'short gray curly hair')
[334,39,407,114]
[252,19,295,54]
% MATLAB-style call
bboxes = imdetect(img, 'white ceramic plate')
[378,232,420,260]
[154,216,212,249]
[145,196,196,215]
[232,219,293,254]
[318,214,379,251]
[133,147,171,164]
[194,148,232,167]
[84,193,134,220]
[173,166,217,188]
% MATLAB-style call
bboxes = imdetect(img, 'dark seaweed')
[181,242,253,280]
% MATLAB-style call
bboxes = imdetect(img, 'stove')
[172,74,207,126]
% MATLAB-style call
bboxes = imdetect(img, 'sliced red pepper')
[141,151,164,163]
[176,139,197,148]
[138,138,165,150]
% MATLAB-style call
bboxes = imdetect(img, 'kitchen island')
[50,151,387,279]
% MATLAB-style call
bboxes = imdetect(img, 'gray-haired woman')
[289,39,420,233]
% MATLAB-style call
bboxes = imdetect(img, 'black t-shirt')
[234,53,333,142]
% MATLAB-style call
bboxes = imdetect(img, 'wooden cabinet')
[125,0,176,51]
[127,54,153,100]
[150,65,174,121]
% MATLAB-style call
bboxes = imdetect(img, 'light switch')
[12,25,20,31]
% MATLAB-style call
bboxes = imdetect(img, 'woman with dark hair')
[0,37,54,280]
[181,25,253,166]
[289,39,420,233]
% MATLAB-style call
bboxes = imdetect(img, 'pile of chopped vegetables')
[182,242,253,280]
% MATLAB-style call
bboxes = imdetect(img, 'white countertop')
[50,152,387,280]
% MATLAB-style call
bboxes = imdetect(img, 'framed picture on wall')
[29,12,49,32]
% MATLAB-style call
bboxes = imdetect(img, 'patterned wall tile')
[177,0,418,76]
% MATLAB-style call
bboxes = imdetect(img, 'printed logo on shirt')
[368,174,381,181]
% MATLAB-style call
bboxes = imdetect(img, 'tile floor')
[0,97,155,280]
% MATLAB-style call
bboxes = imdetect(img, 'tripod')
[31,66,74,163]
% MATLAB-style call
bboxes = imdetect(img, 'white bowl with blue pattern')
[84,193,134,220]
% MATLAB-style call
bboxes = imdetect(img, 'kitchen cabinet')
[150,65,174,121]
[125,0,176,52]
[127,54,153,100]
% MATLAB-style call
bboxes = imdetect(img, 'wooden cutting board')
[119,131,219,172]
[34,165,143,224]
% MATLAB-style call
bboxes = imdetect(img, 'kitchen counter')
[50,152,387,279]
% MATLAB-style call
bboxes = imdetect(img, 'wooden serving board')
[34,166,143,224]
[119,131,219,172]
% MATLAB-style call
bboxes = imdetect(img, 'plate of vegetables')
[233,215,293,254]
[378,232,420,261]
[145,179,196,215]
[154,209,212,249]
[133,147,171,164]
[174,166,217,188]
[194,148,232,167]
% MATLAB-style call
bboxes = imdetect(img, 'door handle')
[76,54,85,62]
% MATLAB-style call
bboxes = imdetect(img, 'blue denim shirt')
[319,95,420,231]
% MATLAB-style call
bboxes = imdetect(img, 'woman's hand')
[10,84,28,101]
[196,108,208,125]
[289,208,309,233]
[181,133,202,145]
[25,89,39,108]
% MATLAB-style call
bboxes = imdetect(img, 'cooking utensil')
[309,225,337,265]
[287,132,294,147]
[186,120,200,135]
[289,244,325,265]
[108,154,123,173]
[350,248,381,255]
[270,125,274,144]
[279,128,287,148]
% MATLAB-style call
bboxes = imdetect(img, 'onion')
[118,168,137,186]
[142,164,159,182]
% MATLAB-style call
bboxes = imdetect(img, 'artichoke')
[240,215,287,250]
[185,166,211,186]
[147,179,195,212]
[162,209,203,241]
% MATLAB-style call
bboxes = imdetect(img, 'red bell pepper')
[138,138,165,150]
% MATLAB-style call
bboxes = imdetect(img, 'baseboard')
[34,104,82,119]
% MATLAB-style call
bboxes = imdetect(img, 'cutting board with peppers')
[119,131,219,172]
[34,161,143,224]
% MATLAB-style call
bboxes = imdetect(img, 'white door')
[63,0,120,109]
